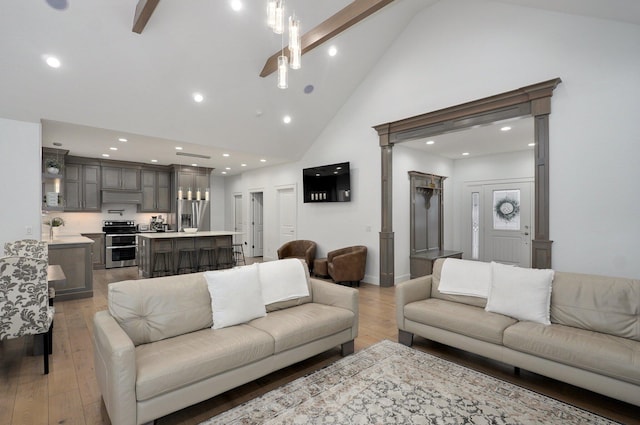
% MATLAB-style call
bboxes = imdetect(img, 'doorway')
[276,185,297,249]
[463,180,533,267]
[250,191,264,257]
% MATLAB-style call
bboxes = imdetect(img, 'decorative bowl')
[183,228,198,233]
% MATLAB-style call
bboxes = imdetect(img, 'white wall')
[0,117,42,250]
[226,0,640,280]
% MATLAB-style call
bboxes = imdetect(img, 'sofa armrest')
[395,276,432,331]
[311,278,359,339]
[93,310,137,425]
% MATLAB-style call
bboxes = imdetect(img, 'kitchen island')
[47,235,94,300]
[137,231,242,277]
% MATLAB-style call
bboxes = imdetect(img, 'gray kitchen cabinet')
[102,165,140,190]
[173,165,213,231]
[65,158,101,212]
[82,232,105,269]
[139,168,172,212]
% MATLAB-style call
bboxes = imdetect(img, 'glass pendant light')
[277,55,288,89]
[274,0,284,35]
[289,15,301,69]
[267,0,276,30]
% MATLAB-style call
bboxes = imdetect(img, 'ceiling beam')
[132,0,160,34]
[260,0,395,77]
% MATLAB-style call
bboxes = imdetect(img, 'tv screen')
[303,162,351,203]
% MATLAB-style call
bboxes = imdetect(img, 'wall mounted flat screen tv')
[303,162,351,203]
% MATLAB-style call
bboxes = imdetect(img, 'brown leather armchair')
[327,245,367,286]
[277,240,317,271]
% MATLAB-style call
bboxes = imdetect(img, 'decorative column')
[379,126,394,287]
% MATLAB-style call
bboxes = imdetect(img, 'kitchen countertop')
[46,235,95,246]
[137,231,242,239]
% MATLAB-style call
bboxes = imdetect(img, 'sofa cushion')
[135,324,274,401]
[431,259,487,308]
[249,303,354,353]
[503,321,640,386]
[551,272,640,342]
[485,262,554,325]
[260,259,313,312]
[204,264,266,329]
[404,299,517,345]
[108,273,212,346]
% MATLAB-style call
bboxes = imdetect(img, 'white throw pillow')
[485,262,554,325]
[258,258,310,305]
[438,258,492,298]
[204,264,266,330]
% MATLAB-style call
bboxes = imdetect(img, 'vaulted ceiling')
[1,0,638,175]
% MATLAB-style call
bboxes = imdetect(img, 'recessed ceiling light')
[191,163,198,167]
[109,147,118,151]
[175,146,183,150]
[230,0,242,11]
[102,153,110,158]
[528,142,536,147]
[118,138,128,142]
[500,126,512,132]
[193,93,204,103]
[151,159,158,163]
[223,153,230,157]
[283,115,292,124]
[328,46,338,57]
[45,56,61,68]
[462,152,470,156]
[426,140,435,145]
[221,171,227,175]
[260,159,267,163]
[241,163,247,167]
[225,167,231,170]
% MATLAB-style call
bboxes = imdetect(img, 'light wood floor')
[1,264,639,425]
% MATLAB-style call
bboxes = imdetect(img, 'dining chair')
[4,239,54,305]
[0,256,54,374]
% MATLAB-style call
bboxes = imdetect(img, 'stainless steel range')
[103,220,138,269]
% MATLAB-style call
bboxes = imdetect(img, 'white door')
[251,192,264,257]
[463,180,533,267]
[277,186,296,247]
[233,194,243,246]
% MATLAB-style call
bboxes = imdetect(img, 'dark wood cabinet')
[64,158,101,212]
[102,166,140,190]
[140,169,171,212]
[82,233,105,269]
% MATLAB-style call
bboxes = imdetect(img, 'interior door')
[233,194,243,246]
[463,180,532,267]
[277,186,296,247]
[251,192,264,257]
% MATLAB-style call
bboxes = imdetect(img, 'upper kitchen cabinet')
[174,165,213,199]
[65,156,101,212]
[102,164,140,190]
[139,167,172,212]
[42,147,68,211]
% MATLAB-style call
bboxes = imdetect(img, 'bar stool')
[152,250,173,277]
[198,247,217,271]
[217,246,235,269]
[177,248,197,274]
[232,243,246,266]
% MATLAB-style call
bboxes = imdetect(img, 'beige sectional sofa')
[396,258,640,406]
[93,260,358,425]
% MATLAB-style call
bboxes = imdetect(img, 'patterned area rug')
[200,340,618,425]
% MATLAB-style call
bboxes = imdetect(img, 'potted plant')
[45,158,62,174]
[44,216,65,240]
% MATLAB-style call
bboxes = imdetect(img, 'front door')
[463,180,533,267]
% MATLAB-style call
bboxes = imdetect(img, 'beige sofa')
[93,262,358,425]
[396,259,640,406]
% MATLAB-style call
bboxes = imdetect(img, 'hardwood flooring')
[1,264,639,424]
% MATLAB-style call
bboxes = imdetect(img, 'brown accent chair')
[327,245,367,287]
[277,240,317,271]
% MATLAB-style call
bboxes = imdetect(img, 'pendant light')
[289,15,301,70]
[277,55,288,89]
[273,0,284,35]
[267,0,300,89]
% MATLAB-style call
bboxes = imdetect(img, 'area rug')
[200,339,619,425]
